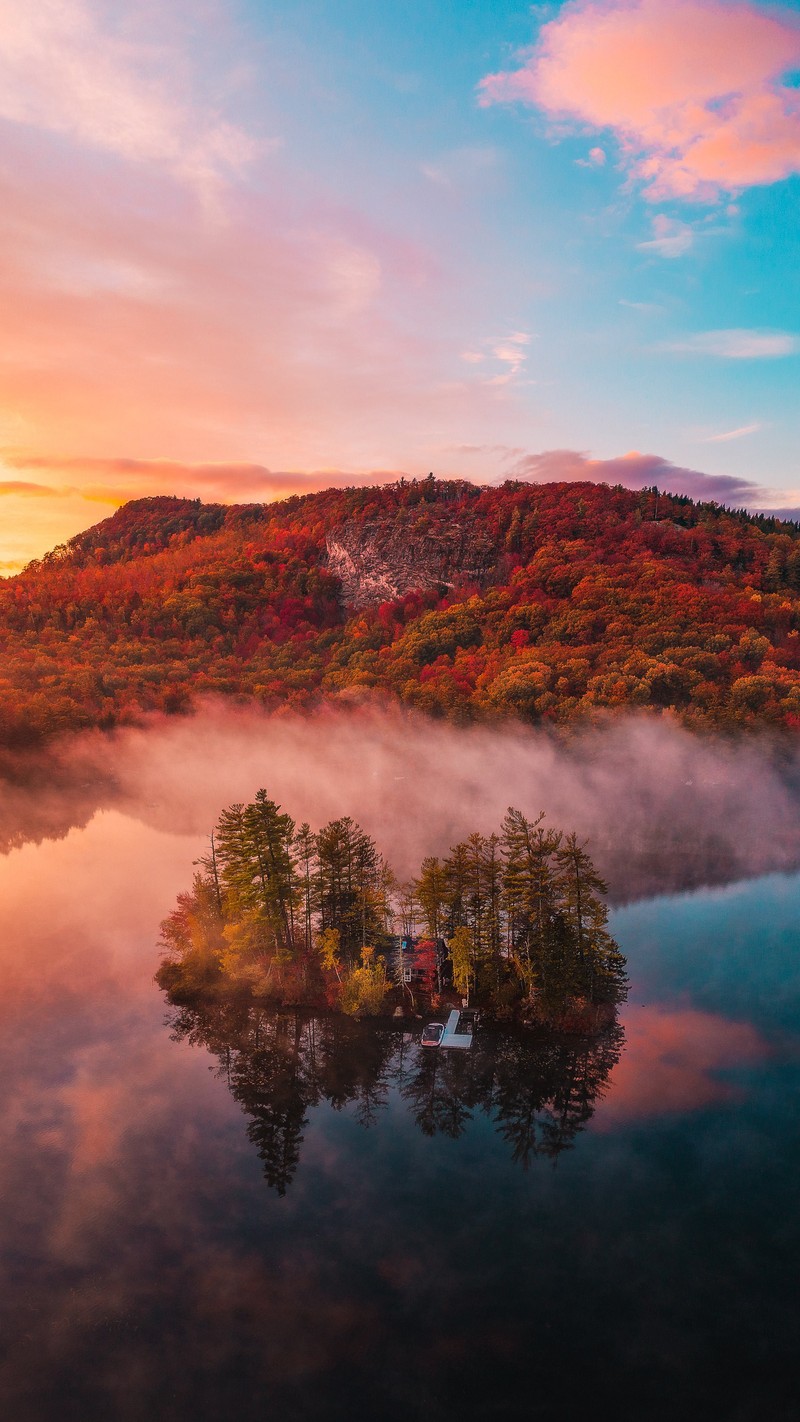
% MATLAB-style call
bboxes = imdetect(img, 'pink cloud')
[0,4,505,567]
[0,114,452,565]
[596,1006,767,1124]
[0,0,261,205]
[507,447,800,515]
[479,0,800,201]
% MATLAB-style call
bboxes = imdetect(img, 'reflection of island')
[166,1003,624,1194]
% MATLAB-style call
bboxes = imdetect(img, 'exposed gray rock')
[326,514,497,607]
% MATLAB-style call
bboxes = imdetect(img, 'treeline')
[409,812,627,1017]
[157,791,627,1026]
[6,479,800,746]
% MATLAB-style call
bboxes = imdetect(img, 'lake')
[0,799,798,1422]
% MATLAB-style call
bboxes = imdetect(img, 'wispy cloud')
[0,479,68,497]
[420,145,503,190]
[479,0,800,202]
[663,329,800,358]
[619,298,665,315]
[636,215,694,259]
[445,443,524,460]
[703,423,762,443]
[461,330,533,386]
[0,0,262,205]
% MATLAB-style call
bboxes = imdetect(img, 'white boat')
[420,1022,444,1048]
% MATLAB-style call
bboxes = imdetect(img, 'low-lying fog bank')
[2,702,799,901]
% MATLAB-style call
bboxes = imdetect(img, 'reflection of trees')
[168,1004,308,1194]
[400,1026,624,1161]
[166,1003,624,1194]
[489,1028,624,1166]
[313,1015,396,1123]
[232,1033,309,1195]
[401,1050,478,1139]
[167,1005,399,1194]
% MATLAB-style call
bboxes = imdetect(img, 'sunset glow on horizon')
[1,0,799,569]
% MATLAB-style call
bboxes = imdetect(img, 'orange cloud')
[0,479,65,496]
[1,453,407,505]
[479,0,800,201]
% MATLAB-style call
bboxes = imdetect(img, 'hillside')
[3,476,800,747]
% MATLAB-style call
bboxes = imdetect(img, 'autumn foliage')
[4,477,800,745]
[158,788,626,1027]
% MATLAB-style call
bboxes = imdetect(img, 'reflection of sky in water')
[612,872,800,1032]
[0,814,798,1421]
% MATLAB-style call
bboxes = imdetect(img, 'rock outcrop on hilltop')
[326,513,497,607]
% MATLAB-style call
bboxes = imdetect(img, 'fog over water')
[5,701,800,896]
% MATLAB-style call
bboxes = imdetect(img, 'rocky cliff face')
[326,514,497,607]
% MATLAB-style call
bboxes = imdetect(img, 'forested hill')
[3,476,800,747]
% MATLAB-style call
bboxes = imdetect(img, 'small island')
[157,791,627,1033]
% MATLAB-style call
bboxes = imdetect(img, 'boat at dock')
[420,1009,476,1050]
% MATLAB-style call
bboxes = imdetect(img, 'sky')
[0,0,799,571]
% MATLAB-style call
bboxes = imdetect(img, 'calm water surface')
[0,810,798,1421]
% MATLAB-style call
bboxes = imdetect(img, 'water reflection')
[166,1003,624,1193]
[1,787,799,1420]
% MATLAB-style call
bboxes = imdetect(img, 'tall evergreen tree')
[556,833,628,1005]
[415,855,448,941]
[315,816,387,961]
[294,822,316,952]
[501,808,563,1001]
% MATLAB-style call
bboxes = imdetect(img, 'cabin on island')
[392,935,452,988]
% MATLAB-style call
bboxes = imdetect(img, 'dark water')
[0,810,798,1421]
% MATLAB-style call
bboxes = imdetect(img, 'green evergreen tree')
[315,816,388,962]
[415,855,447,940]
